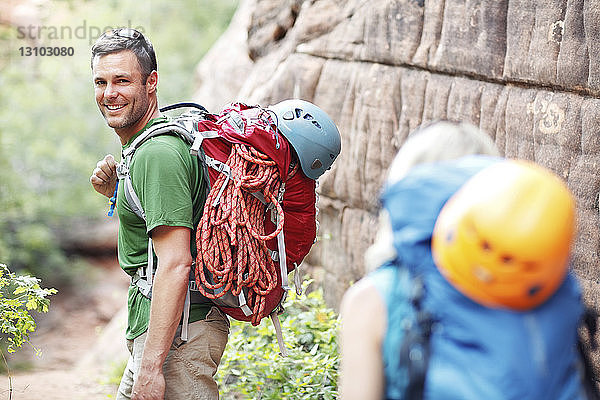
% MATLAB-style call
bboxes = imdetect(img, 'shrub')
[0,263,56,397]
[217,282,339,400]
[0,263,57,355]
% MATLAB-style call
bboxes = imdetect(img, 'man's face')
[92,50,150,134]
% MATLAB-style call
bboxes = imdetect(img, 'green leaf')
[13,286,28,295]
[26,297,37,310]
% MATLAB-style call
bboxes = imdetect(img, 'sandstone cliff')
[193,0,600,320]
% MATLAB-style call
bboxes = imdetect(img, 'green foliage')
[217,283,339,400]
[102,358,129,386]
[0,0,238,286]
[0,264,57,354]
[149,0,239,104]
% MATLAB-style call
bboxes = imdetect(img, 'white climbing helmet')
[269,99,341,179]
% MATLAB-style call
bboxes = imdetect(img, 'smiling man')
[89,29,229,400]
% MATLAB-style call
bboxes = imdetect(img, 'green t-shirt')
[116,117,210,339]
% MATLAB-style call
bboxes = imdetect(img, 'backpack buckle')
[116,162,129,180]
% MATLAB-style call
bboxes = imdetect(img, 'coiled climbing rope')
[194,143,294,325]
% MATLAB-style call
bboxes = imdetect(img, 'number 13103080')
[19,47,74,56]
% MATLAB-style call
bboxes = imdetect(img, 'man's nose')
[104,83,118,98]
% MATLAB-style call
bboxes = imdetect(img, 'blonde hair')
[365,121,500,271]
[386,121,500,185]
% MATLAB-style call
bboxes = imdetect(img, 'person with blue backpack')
[339,121,596,399]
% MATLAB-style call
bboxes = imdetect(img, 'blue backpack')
[371,155,598,400]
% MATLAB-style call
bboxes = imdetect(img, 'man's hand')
[90,154,117,198]
[132,365,166,400]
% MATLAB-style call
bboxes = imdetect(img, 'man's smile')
[105,103,127,112]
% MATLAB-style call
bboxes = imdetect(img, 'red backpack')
[115,102,317,352]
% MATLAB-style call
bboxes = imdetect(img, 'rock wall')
[194,0,600,318]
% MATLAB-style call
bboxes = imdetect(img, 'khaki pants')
[116,307,229,400]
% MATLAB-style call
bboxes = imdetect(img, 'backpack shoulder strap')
[122,120,194,160]
[116,119,196,296]
[578,307,600,399]
[399,274,433,400]
[118,166,146,221]
[117,119,200,219]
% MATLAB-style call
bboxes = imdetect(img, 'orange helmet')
[431,159,576,311]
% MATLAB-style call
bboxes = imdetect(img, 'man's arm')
[131,225,192,400]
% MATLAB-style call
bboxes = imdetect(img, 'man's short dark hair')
[91,28,157,81]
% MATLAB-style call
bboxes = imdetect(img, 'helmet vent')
[528,285,542,297]
[295,108,303,118]
[480,240,492,251]
[311,159,323,170]
[301,111,322,129]
[500,255,514,264]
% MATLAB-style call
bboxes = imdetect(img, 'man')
[89,28,229,400]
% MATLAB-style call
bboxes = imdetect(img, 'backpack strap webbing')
[270,311,289,357]
[123,121,195,158]
[399,275,433,400]
[578,307,600,399]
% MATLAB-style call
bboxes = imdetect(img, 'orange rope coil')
[194,143,292,325]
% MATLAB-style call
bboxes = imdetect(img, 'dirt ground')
[1,257,130,400]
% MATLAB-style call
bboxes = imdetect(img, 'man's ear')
[146,70,158,94]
